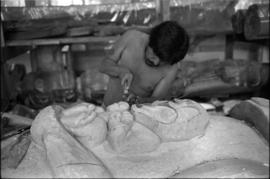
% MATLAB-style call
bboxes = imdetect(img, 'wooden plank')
[66,26,95,37]
[6,25,67,40]
[5,36,119,46]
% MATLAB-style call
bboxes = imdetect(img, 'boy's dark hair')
[149,21,189,65]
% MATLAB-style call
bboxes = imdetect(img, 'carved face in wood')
[131,99,209,142]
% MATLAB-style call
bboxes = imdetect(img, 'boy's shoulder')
[122,29,148,40]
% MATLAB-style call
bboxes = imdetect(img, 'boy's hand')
[120,70,133,92]
[123,92,139,105]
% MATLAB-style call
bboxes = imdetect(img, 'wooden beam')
[5,36,119,47]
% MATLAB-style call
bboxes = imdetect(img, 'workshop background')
[1,0,269,109]
[0,0,269,178]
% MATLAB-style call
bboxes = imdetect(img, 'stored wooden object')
[244,4,269,40]
[231,9,247,34]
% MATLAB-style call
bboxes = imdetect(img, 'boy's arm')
[136,65,178,104]
[99,35,129,77]
[99,32,133,89]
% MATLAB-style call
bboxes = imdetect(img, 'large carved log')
[132,99,209,142]
[106,102,161,155]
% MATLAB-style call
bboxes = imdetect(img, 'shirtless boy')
[99,21,189,106]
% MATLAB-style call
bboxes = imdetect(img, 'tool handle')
[1,113,33,126]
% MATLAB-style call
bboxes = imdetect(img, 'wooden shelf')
[5,36,119,47]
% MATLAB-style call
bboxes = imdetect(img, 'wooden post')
[1,21,4,48]
[1,20,10,110]
[30,46,38,72]
[249,44,260,61]
[225,34,234,60]
[1,21,6,63]
[156,0,170,22]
